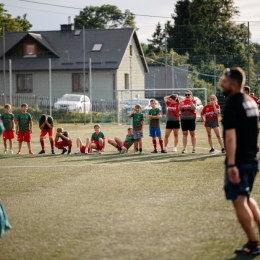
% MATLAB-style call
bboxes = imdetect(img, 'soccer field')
[0,123,259,260]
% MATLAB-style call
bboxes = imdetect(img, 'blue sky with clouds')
[2,0,260,43]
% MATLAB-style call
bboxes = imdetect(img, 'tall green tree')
[74,5,136,29]
[147,22,165,56]
[0,4,32,36]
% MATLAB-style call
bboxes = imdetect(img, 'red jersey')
[180,99,196,120]
[249,94,259,105]
[166,100,180,121]
[201,104,220,126]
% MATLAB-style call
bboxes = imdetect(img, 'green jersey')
[60,131,70,141]
[17,113,32,132]
[131,113,144,131]
[39,115,54,130]
[91,131,105,141]
[124,134,134,149]
[1,113,14,131]
[149,108,160,128]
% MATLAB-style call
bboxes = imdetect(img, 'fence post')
[214,55,216,95]
[83,26,86,125]
[49,58,52,116]
[89,58,92,123]
[248,22,250,87]
[9,59,12,106]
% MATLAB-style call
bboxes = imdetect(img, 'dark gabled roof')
[0,28,148,72]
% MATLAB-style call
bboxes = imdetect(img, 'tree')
[74,5,136,29]
[147,22,165,56]
[0,4,32,36]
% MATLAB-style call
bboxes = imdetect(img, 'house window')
[72,73,88,92]
[17,75,33,93]
[125,74,129,89]
[24,44,36,57]
[130,45,133,56]
[92,44,103,52]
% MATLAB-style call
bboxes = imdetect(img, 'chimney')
[60,16,74,31]
[68,16,71,24]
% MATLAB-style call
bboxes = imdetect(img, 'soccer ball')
[0,121,3,136]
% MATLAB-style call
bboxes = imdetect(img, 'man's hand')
[148,115,152,120]
[228,166,240,184]
[45,115,48,122]
[140,130,143,134]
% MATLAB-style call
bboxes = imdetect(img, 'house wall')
[0,69,114,101]
[117,37,146,102]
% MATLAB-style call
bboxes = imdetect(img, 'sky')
[2,0,260,43]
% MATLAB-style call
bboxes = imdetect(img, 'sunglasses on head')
[185,94,191,97]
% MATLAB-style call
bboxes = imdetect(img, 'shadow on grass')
[227,254,259,260]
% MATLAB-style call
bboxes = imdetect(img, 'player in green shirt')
[90,124,106,154]
[148,99,166,153]
[15,103,33,155]
[1,104,15,154]
[128,104,144,154]
[38,114,55,154]
[108,127,134,153]
[55,127,72,154]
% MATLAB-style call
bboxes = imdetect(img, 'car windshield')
[59,96,81,101]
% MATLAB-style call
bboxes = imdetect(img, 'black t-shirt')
[222,92,258,164]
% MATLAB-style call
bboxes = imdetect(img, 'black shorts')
[181,119,196,131]
[166,121,180,129]
[224,163,258,200]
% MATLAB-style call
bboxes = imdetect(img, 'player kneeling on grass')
[128,104,144,155]
[38,114,55,154]
[16,103,33,155]
[148,99,166,153]
[108,127,134,154]
[1,104,15,154]
[55,127,72,155]
[90,124,106,154]
[74,137,91,154]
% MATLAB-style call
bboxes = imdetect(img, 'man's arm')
[29,119,33,134]
[127,110,134,118]
[190,100,196,110]
[225,128,240,184]
[55,133,59,143]
[140,118,144,134]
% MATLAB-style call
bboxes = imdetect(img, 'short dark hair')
[94,124,100,128]
[21,103,28,108]
[224,67,245,89]
[40,114,46,121]
[4,104,11,109]
[244,86,250,93]
[169,94,179,103]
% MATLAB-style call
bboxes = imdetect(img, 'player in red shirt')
[243,86,259,106]
[163,94,181,152]
[179,90,196,153]
[201,95,225,153]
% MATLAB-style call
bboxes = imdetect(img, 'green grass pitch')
[0,122,259,260]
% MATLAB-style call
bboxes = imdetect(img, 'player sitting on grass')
[108,127,134,153]
[55,127,72,155]
[74,137,91,154]
[1,104,15,154]
[148,99,166,153]
[90,124,106,154]
[38,114,55,154]
[128,104,144,155]
[16,103,33,155]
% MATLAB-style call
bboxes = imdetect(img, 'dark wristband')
[227,164,236,168]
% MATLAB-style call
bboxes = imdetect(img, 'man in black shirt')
[221,67,260,255]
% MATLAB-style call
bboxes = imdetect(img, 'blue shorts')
[224,163,258,200]
[149,127,161,138]
[133,130,143,140]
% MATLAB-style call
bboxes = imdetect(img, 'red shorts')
[40,129,54,137]
[123,142,128,149]
[92,141,104,150]
[55,140,72,149]
[80,146,91,153]
[18,132,31,142]
[3,131,14,140]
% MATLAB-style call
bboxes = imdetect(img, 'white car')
[54,94,90,113]
[123,98,162,114]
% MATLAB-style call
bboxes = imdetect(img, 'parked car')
[54,94,90,113]
[122,98,162,114]
[179,96,204,118]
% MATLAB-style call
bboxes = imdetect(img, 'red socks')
[159,140,164,150]
[152,140,157,150]
[40,140,44,150]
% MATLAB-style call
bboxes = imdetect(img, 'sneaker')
[139,151,144,155]
[38,150,46,154]
[164,147,168,152]
[9,150,13,154]
[67,150,71,155]
[221,148,226,153]
[84,147,89,154]
[182,149,186,154]
[209,148,215,153]
[235,242,260,255]
[161,150,167,153]
[192,149,196,154]
[173,147,177,152]
[74,149,80,154]
[120,147,127,154]
[151,150,158,153]
[17,151,21,155]
[135,151,140,155]
[29,150,33,154]
[3,149,7,154]
[61,149,67,154]
[98,150,102,154]
[51,150,55,154]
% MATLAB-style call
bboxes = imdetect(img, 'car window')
[60,96,81,101]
